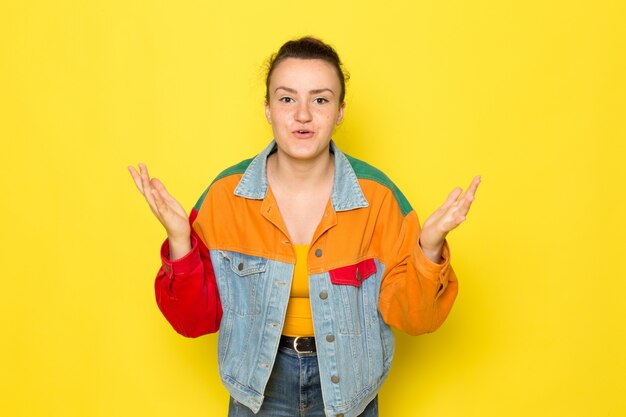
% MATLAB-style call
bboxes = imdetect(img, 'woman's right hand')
[128,163,192,259]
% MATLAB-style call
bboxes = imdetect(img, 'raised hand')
[419,175,481,263]
[128,163,191,259]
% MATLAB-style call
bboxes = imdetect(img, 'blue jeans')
[227,345,379,417]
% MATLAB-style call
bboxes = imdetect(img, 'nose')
[295,102,312,123]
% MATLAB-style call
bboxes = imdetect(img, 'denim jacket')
[156,140,458,417]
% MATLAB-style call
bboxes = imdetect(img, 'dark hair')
[265,36,349,104]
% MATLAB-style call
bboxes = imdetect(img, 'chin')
[281,144,328,161]
[287,150,322,161]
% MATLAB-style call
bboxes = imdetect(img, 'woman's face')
[265,58,345,163]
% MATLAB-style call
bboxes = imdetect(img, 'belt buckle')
[293,336,313,354]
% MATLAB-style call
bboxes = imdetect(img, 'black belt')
[280,335,316,353]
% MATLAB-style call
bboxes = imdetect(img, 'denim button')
[326,334,335,342]
[336,414,344,417]
[319,291,328,300]
[238,262,244,271]
[331,375,340,383]
[315,248,323,257]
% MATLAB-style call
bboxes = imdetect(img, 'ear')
[264,100,272,124]
[336,101,346,125]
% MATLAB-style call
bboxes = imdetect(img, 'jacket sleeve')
[154,209,223,338]
[378,209,458,336]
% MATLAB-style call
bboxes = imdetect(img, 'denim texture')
[227,346,379,417]
[212,141,394,417]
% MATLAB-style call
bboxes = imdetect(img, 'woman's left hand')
[419,175,481,263]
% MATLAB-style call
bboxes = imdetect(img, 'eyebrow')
[274,86,335,96]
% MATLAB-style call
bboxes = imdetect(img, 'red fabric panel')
[329,259,377,287]
[154,208,223,338]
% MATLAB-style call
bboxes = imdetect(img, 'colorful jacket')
[155,140,458,417]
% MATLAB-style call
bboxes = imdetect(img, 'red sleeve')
[154,210,222,338]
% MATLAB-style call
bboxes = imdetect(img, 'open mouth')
[293,130,314,138]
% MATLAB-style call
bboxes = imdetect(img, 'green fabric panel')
[193,158,253,212]
[345,154,413,217]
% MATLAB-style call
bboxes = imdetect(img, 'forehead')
[269,58,341,90]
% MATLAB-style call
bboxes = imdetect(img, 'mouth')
[292,129,315,139]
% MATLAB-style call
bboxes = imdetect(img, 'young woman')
[129,37,480,417]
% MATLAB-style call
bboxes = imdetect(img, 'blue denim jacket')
[157,140,456,417]
[215,141,393,417]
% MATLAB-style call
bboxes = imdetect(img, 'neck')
[267,147,334,192]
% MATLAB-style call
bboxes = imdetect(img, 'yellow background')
[2,0,625,415]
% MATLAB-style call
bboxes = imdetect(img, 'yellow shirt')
[282,244,314,336]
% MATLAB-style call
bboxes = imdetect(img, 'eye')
[279,96,294,103]
[314,97,329,104]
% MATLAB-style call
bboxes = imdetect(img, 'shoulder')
[192,157,255,212]
[342,152,413,217]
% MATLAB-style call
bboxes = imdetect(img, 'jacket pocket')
[329,259,376,287]
[328,259,377,335]
[218,251,268,316]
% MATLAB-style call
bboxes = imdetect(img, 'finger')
[454,196,473,219]
[441,187,463,210]
[128,166,144,193]
[151,186,169,218]
[435,210,463,234]
[139,163,158,208]
[447,208,468,231]
[461,175,481,200]
[458,175,481,213]
[150,178,176,204]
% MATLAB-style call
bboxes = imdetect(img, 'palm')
[128,163,190,241]
[420,175,481,250]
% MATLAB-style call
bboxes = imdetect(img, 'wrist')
[168,234,190,244]
[419,238,444,264]
[168,235,192,260]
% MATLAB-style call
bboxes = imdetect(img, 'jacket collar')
[234,140,368,212]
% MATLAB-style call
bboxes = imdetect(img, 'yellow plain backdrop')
[1,0,625,416]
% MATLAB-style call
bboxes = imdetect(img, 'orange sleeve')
[378,210,459,336]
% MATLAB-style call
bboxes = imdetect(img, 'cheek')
[318,111,339,127]
[270,107,291,124]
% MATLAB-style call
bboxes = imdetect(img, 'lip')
[292,129,315,139]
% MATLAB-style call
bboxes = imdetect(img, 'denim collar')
[234,140,368,212]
